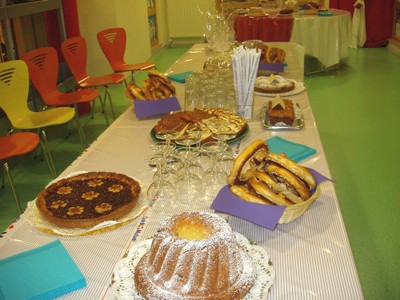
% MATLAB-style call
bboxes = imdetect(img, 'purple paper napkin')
[211,168,333,230]
[259,62,285,73]
[134,97,181,118]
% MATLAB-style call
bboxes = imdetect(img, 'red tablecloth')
[234,15,294,42]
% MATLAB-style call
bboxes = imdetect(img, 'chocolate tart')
[36,172,141,229]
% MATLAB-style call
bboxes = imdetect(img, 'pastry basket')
[278,184,321,224]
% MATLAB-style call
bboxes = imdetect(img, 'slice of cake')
[268,97,294,126]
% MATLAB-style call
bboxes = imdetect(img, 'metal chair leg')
[1,161,5,188]
[73,104,88,146]
[103,85,116,119]
[3,162,22,213]
[40,130,57,178]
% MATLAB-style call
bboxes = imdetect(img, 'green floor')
[1,46,399,300]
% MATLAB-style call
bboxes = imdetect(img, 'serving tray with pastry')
[127,70,181,118]
[151,107,249,146]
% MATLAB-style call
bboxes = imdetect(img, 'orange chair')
[22,47,108,143]
[61,36,125,120]
[0,132,54,212]
[97,27,155,84]
[0,59,77,177]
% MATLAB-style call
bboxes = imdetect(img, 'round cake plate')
[111,232,275,300]
[255,80,306,98]
[150,124,250,147]
[26,171,148,236]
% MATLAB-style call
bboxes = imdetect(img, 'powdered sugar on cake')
[133,211,256,299]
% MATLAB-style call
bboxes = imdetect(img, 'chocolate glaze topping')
[43,178,133,220]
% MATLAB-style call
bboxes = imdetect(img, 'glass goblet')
[146,157,176,210]
[201,141,229,198]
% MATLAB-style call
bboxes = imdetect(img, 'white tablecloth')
[291,9,353,68]
[0,44,364,300]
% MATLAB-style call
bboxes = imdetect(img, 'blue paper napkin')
[167,72,194,83]
[267,136,316,162]
[134,96,181,118]
[0,240,86,300]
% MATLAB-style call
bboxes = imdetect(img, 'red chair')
[0,132,54,212]
[97,27,155,84]
[61,36,125,120]
[22,47,107,144]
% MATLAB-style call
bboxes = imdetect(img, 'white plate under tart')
[27,171,148,236]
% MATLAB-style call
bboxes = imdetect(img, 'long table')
[0,44,364,299]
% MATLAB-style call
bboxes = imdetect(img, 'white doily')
[27,171,148,236]
[111,233,275,300]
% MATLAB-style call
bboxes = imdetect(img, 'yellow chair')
[0,60,77,177]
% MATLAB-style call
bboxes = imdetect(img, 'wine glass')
[207,118,236,175]
[146,155,176,209]
[174,129,204,206]
[201,141,229,198]
[149,142,178,183]
[155,126,180,146]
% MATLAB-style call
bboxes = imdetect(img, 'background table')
[234,14,294,42]
[0,44,363,299]
[291,9,352,68]
[234,10,352,69]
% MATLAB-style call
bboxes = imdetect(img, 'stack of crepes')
[232,46,261,119]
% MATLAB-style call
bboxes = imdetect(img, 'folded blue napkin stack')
[0,240,86,300]
[266,136,316,162]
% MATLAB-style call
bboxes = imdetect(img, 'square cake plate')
[262,102,304,130]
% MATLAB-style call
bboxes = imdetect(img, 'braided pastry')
[228,140,317,206]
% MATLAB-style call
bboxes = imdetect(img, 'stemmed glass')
[146,154,176,209]
[174,128,204,205]
[201,141,229,198]
[207,119,235,173]
[149,141,178,183]
[155,127,180,146]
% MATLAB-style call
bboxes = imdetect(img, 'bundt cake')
[134,211,255,299]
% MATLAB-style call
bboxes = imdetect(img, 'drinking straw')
[232,46,261,117]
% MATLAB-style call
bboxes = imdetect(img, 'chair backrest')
[0,60,32,124]
[97,27,127,70]
[22,47,61,104]
[61,36,89,83]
